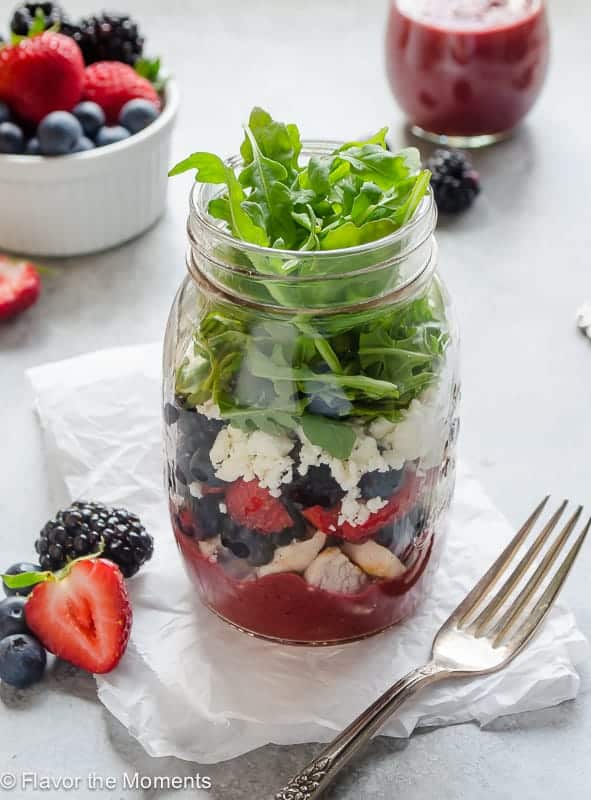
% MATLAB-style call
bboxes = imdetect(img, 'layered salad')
[165,109,458,643]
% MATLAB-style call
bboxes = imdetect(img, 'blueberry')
[2,563,41,597]
[0,597,29,639]
[178,411,222,446]
[287,464,345,507]
[0,121,24,154]
[375,527,394,548]
[72,101,105,138]
[273,529,295,548]
[0,634,46,688]
[191,495,223,540]
[38,111,83,155]
[71,136,95,153]
[25,137,41,155]
[0,101,11,124]
[119,98,159,134]
[306,394,353,418]
[95,125,131,148]
[227,540,250,559]
[359,468,404,500]
[247,535,275,567]
[164,402,180,425]
[189,450,221,484]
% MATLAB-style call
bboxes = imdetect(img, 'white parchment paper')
[27,344,588,764]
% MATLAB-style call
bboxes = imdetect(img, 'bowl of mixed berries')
[0,3,179,256]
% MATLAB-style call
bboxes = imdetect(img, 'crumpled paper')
[27,344,588,764]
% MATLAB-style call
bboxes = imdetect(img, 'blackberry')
[68,12,144,66]
[287,464,345,508]
[9,2,68,35]
[428,149,481,214]
[359,468,404,500]
[34,501,153,578]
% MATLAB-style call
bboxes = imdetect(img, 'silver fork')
[274,497,590,800]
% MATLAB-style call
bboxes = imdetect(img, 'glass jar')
[163,144,460,645]
[385,0,550,148]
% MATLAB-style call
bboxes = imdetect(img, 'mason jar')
[163,143,459,645]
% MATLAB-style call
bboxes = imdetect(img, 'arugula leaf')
[301,415,356,459]
[240,107,301,176]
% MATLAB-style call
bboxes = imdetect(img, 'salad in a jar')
[164,108,459,644]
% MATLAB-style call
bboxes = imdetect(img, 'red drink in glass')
[386,0,550,147]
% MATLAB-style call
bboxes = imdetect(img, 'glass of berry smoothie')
[164,112,460,645]
[386,0,550,147]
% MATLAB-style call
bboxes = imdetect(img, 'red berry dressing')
[385,0,550,142]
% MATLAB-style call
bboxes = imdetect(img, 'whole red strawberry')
[0,33,84,125]
[25,558,132,674]
[83,61,160,124]
[0,255,41,321]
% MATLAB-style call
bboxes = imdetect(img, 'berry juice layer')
[386,0,550,137]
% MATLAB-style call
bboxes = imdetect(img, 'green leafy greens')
[169,108,430,251]
[169,109,446,460]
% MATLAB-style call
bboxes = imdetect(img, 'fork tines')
[453,497,590,648]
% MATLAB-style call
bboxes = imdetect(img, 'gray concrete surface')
[1,0,590,798]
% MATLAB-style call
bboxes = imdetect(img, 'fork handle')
[274,661,448,800]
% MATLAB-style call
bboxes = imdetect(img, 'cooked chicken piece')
[257,531,326,578]
[342,540,406,580]
[304,547,367,594]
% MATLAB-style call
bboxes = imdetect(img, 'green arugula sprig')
[169,107,430,252]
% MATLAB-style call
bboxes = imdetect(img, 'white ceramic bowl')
[0,81,179,257]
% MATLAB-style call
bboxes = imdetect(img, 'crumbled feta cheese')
[370,385,447,471]
[189,481,203,499]
[337,489,387,528]
[195,399,221,419]
[366,497,388,514]
[219,502,227,514]
[305,548,367,594]
[210,426,293,495]
[298,430,388,492]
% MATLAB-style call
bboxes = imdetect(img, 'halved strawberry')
[0,256,41,320]
[225,479,293,534]
[25,559,132,674]
[303,471,421,542]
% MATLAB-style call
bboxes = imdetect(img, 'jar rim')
[188,139,436,261]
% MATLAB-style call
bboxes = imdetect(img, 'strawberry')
[0,33,84,125]
[226,479,293,534]
[83,61,161,124]
[25,559,132,674]
[303,472,421,542]
[0,255,41,320]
